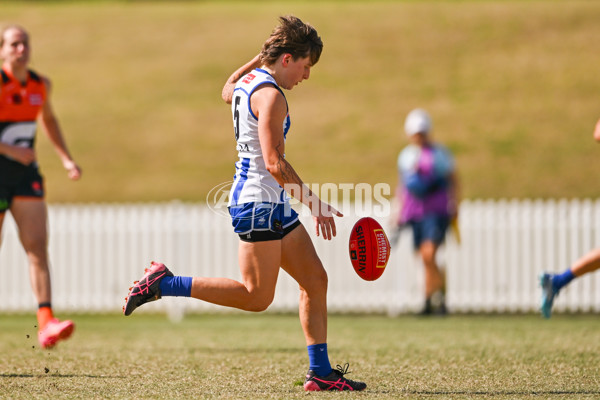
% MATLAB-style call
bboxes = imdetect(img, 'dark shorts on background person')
[229,201,300,242]
[0,166,45,212]
[409,214,450,249]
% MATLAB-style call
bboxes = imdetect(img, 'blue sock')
[552,269,575,291]
[159,276,192,297]
[307,343,332,377]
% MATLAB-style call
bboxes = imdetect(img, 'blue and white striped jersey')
[228,69,291,206]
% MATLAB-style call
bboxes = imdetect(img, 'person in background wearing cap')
[394,109,459,315]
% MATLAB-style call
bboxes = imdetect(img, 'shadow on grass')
[0,373,126,379]
[192,346,299,354]
[401,390,600,396]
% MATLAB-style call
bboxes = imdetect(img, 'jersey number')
[233,95,241,141]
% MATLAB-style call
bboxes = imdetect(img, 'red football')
[348,217,391,281]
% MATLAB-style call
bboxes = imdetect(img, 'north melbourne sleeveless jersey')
[228,69,291,206]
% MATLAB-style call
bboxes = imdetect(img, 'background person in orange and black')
[0,25,81,348]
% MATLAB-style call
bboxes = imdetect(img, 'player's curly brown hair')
[259,16,323,67]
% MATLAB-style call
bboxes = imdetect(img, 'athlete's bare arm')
[38,77,81,180]
[253,85,341,240]
[221,54,262,105]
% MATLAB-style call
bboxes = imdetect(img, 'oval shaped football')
[348,217,391,281]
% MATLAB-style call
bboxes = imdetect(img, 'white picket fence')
[1,199,600,315]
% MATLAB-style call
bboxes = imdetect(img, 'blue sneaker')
[540,273,559,319]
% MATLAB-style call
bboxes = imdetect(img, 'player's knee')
[23,244,48,263]
[419,242,437,262]
[25,250,49,269]
[19,234,46,255]
[302,265,328,295]
[246,300,272,312]
[316,267,328,291]
[245,290,275,312]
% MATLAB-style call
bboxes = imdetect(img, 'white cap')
[404,108,432,136]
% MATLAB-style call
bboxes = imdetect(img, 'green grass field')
[2,1,600,203]
[1,313,599,399]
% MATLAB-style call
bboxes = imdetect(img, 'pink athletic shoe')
[304,364,367,391]
[123,261,173,316]
[38,318,75,349]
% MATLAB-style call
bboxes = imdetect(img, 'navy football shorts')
[229,201,300,242]
[409,214,450,250]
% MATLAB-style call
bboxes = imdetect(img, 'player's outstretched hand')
[63,159,82,181]
[314,202,343,241]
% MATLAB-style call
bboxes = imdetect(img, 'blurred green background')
[3,0,600,203]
